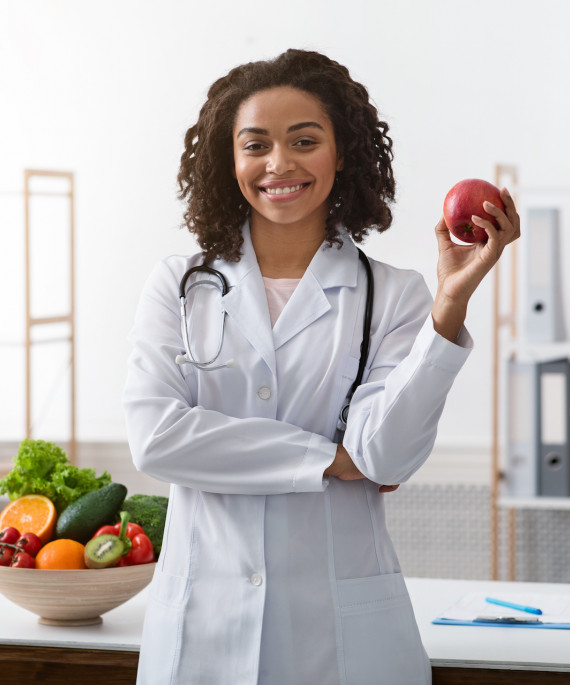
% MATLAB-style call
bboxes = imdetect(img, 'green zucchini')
[55,482,128,543]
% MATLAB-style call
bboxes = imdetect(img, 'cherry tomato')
[120,533,155,566]
[16,532,43,558]
[10,551,35,568]
[0,527,21,545]
[0,545,14,566]
[93,522,146,542]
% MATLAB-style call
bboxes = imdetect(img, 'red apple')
[443,179,504,244]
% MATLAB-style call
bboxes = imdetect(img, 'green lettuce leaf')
[0,439,112,513]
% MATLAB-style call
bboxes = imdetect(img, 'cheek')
[234,156,260,187]
[313,151,339,188]
[233,160,250,195]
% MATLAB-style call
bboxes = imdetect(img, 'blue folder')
[432,617,570,629]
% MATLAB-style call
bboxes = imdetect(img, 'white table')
[1,577,570,684]
[407,577,570,683]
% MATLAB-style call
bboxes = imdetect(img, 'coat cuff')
[415,315,473,373]
[293,433,337,493]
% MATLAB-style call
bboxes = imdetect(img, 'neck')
[250,212,327,278]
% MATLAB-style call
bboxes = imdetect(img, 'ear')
[336,153,344,172]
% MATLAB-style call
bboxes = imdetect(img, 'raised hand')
[431,187,520,342]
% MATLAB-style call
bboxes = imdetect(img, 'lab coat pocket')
[337,573,431,685]
[137,571,191,685]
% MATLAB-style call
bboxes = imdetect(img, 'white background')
[1,0,569,464]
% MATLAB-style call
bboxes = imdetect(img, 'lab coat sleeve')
[342,270,473,485]
[123,260,336,496]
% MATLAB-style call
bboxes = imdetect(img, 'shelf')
[505,341,570,362]
[21,169,76,461]
[499,496,570,511]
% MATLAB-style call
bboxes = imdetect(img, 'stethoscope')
[174,264,233,371]
[174,249,374,430]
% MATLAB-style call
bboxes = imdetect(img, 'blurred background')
[1,0,569,580]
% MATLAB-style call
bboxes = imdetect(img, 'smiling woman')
[123,48,519,685]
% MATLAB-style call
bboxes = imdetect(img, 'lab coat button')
[257,386,271,400]
[250,573,263,587]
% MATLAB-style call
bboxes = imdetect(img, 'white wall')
[1,0,569,455]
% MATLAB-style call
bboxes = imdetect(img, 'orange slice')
[0,494,57,544]
[35,538,87,570]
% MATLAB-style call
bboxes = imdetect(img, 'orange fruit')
[0,494,56,544]
[35,539,87,570]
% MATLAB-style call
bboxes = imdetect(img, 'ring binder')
[505,357,570,498]
[522,208,566,344]
[505,359,539,497]
[538,358,570,497]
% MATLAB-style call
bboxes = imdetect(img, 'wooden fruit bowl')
[0,562,156,626]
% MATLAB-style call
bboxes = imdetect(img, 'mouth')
[258,181,311,200]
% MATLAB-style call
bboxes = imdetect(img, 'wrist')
[324,444,344,478]
[432,291,467,343]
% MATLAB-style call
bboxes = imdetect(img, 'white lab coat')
[123,223,472,685]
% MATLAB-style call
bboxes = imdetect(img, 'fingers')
[471,188,520,248]
[379,484,400,493]
[434,215,453,247]
[500,187,521,242]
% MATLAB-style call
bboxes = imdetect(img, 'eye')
[293,138,317,148]
[243,142,267,152]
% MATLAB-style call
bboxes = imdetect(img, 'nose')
[266,145,296,175]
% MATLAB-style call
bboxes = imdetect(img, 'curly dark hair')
[177,49,395,262]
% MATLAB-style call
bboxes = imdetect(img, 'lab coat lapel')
[217,225,277,376]
[272,231,359,350]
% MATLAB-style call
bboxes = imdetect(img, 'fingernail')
[483,201,496,211]
[503,187,511,197]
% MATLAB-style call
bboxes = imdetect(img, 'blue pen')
[485,597,543,615]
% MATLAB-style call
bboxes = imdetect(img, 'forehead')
[233,86,332,134]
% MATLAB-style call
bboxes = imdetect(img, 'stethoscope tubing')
[176,249,373,425]
[179,264,229,299]
[337,248,373,428]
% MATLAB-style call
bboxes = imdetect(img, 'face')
[232,86,343,234]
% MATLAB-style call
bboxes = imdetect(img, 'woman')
[123,49,519,684]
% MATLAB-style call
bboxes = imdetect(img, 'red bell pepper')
[93,521,145,541]
[116,533,155,566]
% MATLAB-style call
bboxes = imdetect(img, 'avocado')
[55,482,128,543]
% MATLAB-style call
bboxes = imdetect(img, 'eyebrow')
[236,121,325,138]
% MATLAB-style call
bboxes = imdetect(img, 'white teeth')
[264,184,304,195]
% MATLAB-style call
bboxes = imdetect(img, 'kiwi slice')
[84,534,125,569]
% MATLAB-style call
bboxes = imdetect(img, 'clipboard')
[433,592,570,629]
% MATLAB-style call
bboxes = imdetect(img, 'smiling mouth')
[259,183,310,196]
